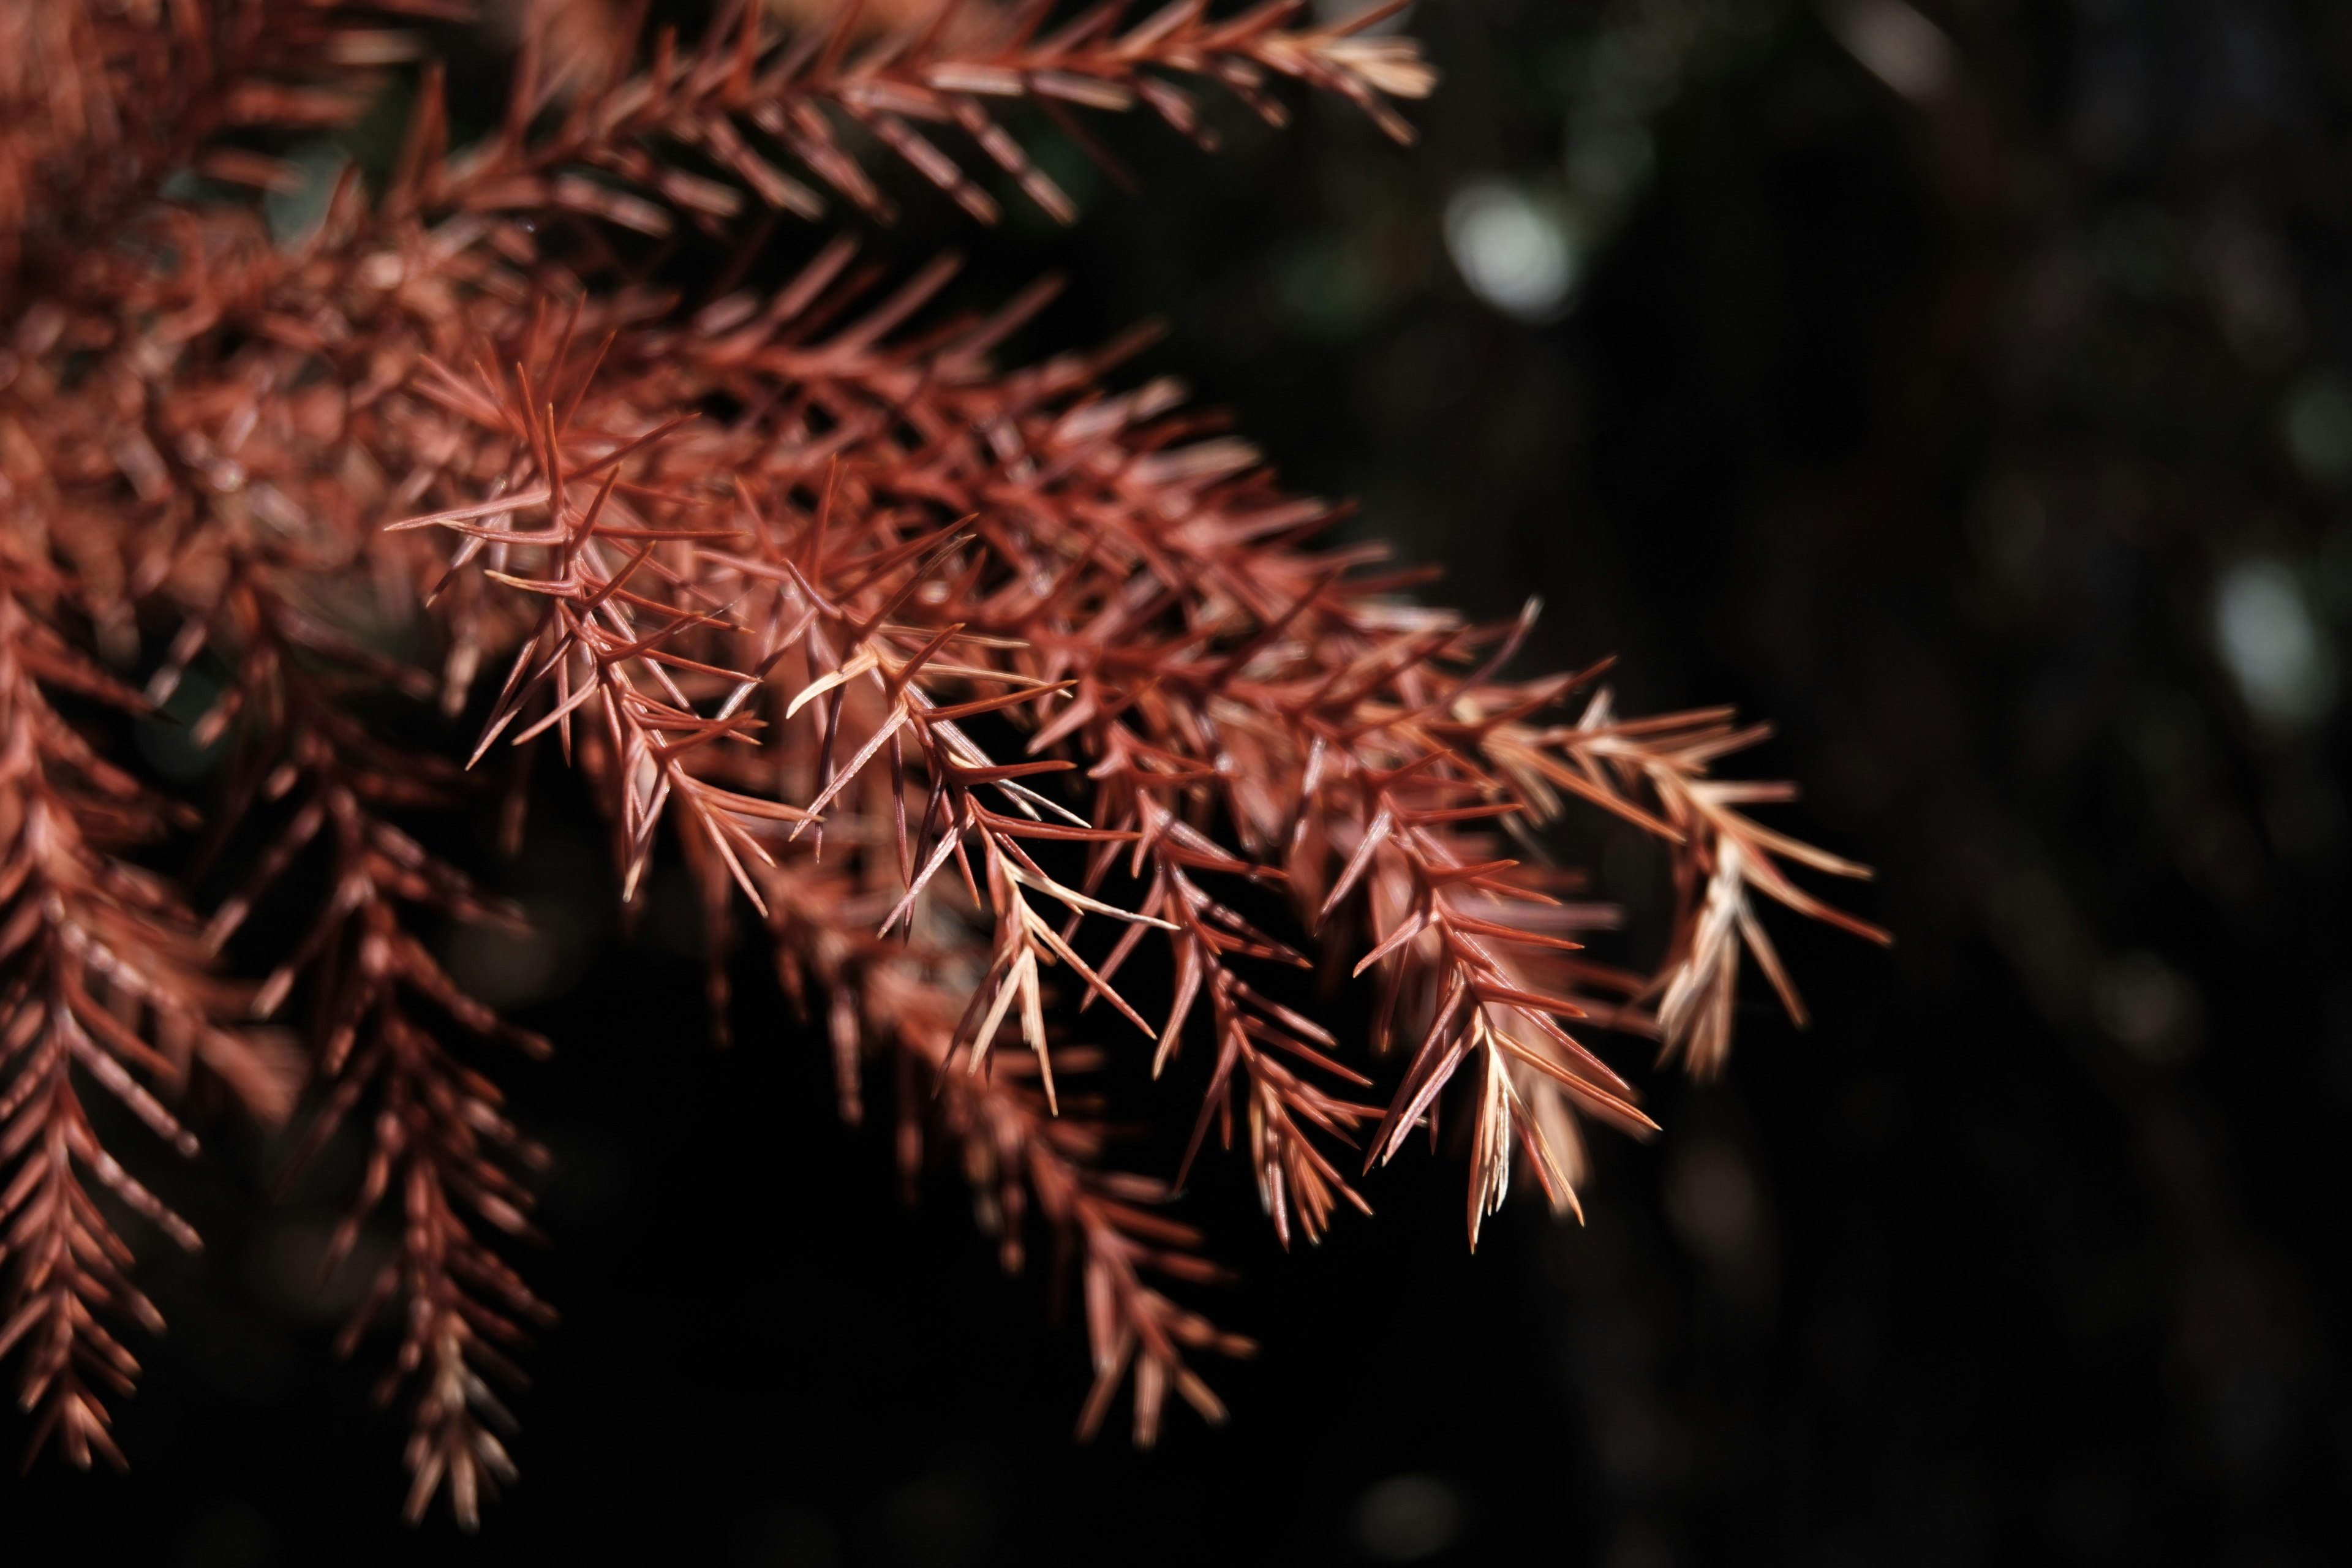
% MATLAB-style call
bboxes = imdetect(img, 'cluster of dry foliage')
[0,0,1881,1526]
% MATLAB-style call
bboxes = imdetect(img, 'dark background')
[7,1,2352,1562]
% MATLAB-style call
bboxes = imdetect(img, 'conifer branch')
[0,0,1879,1517]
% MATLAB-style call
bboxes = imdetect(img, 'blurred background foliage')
[7,0,2352,1562]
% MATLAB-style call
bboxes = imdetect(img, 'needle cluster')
[0,0,1882,1526]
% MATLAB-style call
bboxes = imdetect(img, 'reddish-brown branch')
[0,0,1879,1516]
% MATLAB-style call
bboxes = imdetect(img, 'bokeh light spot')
[2215,559,2335,725]
[1444,182,1577,322]
[1355,1472,1464,1561]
